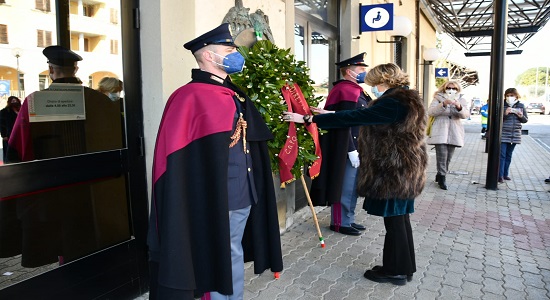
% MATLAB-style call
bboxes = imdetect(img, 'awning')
[448,61,480,88]
[422,0,550,55]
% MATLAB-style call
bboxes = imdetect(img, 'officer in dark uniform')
[148,24,282,300]
[310,52,372,236]
[7,45,126,268]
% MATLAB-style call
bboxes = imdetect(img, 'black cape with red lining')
[147,69,283,298]
[310,80,363,206]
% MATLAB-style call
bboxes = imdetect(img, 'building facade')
[0,0,438,298]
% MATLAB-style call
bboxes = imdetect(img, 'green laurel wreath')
[231,40,324,178]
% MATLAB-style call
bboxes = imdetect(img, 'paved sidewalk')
[136,130,550,300]
[241,132,550,300]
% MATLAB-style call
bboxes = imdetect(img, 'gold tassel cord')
[229,113,248,153]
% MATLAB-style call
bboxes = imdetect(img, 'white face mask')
[108,92,121,101]
[445,90,457,100]
[506,96,516,103]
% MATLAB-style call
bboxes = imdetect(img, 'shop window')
[37,29,52,47]
[110,8,119,24]
[0,24,7,44]
[294,24,305,61]
[110,39,119,55]
[294,0,338,26]
[35,0,50,12]
[295,7,337,100]
[293,1,338,209]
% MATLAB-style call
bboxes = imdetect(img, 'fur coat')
[356,88,428,201]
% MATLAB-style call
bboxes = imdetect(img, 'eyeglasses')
[446,87,458,91]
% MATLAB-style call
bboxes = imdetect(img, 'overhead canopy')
[448,61,480,88]
[422,0,550,55]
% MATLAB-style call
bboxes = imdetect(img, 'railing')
[1,91,26,102]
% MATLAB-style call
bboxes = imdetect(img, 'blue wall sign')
[360,3,394,33]
[435,68,449,78]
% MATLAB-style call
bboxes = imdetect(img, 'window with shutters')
[37,29,52,47]
[35,0,51,12]
[0,24,7,44]
[110,8,119,24]
[110,39,119,55]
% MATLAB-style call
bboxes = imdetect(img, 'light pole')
[421,48,440,107]
[11,48,22,96]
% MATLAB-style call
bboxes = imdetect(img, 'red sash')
[279,83,322,186]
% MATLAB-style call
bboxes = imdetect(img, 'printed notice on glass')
[29,83,86,122]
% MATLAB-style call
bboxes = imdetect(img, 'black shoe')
[351,223,366,231]
[498,177,504,183]
[364,269,407,286]
[372,265,412,282]
[329,225,361,236]
[438,175,447,190]
[503,176,511,180]
[545,178,550,183]
[435,174,440,183]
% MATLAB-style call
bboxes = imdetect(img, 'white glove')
[348,150,360,168]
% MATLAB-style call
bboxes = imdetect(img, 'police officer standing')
[148,23,283,300]
[309,53,372,236]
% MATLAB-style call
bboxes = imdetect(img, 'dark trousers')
[382,214,416,275]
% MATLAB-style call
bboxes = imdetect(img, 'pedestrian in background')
[0,96,21,163]
[310,53,372,236]
[284,63,428,286]
[97,77,123,101]
[480,100,489,139]
[499,88,528,183]
[7,45,124,267]
[427,80,470,190]
[97,76,126,145]
[148,23,283,300]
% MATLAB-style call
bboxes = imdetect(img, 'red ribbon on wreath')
[278,83,322,186]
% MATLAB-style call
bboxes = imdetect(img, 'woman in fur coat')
[427,80,470,190]
[283,63,428,286]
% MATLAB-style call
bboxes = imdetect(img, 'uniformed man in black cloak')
[148,23,283,300]
[7,45,124,267]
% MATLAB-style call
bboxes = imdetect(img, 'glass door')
[294,1,339,211]
[0,1,148,298]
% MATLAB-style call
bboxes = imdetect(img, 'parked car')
[525,102,545,115]
[470,98,482,114]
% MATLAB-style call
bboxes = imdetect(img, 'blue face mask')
[371,85,385,98]
[350,70,366,83]
[211,51,245,75]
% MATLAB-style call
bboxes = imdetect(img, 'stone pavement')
[136,129,550,300]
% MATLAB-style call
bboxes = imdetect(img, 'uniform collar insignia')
[209,75,224,84]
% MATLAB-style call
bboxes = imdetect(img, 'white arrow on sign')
[437,69,447,76]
